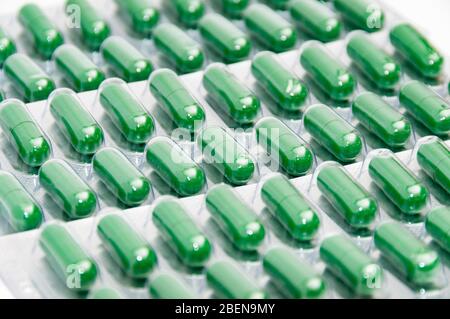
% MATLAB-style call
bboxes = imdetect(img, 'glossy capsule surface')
[251,51,309,111]
[304,104,362,162]
[168,0,205,27]
[417,138,450,194]
[90,288,122,299]
[114,0,159,36]
[0,28,16,66]
[0,99,51,167]
[0,171,43,232]
[216,0,249,18]
[264,0,289,9]
[146,138,205,196]
[334,0,384,32]
[93,148,151,206]
[97,214,157,278]
[261,175,320,240]
[149,274,194,299]
[203,64,260,124]
[425,206,450,253]
[153,198,211,267]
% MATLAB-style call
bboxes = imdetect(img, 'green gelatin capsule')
[263,248,326,298]
[289,0,341,42]
[375,222,441,286]
[334,0,384,32]
[101,37,153,82]
[390,23,444,78]
[39,160,97,218]
[252,51,309,111]
[368,152,429,214]
[18,4,64,59]
[352,92,411,147]
[426,206,450,253]
[4,54,56,102]
[0,99,51,167]
[198,127,255,185]
[153,198,211,267]
[199,14,251,63]
[399,81,450,135]
[97,214,157,278]
[39,224,98,291]
[168,0,205,27]
[66,0,111,51]
[114,0,160,36]
[149,69,205,133]
[50,91,104,155]
[203,64,260,124]
[264,0,289,10]
[417,138,450,194]
[300,44,356,101]
[206,184,265,251]
[149,274,194,299]
[347,33,401,90]
[244,4,297,53]
[320,234,383,296]
[317,164,377,228]
[256,117,313,176]
[146,137,205,196]
[207,261,268,299]
[304,104,362,162]
[216,0,249,18]
[0,171,43,232]
[153,24,204,73]
[54,45,105,92]
[261,175,320,240]
[0,28,16,66]
[90,288,122,299]
[93,148,151,206]
[100,82,154,144]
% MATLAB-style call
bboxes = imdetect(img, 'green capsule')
[0,90,4,102]
[0,99,51,167]
[334,0,384,32]
[101,37,153,82]
[320,234,383,296]
[97,214,157,279]
[289,0,341,42]
[18,4,64,59]
[198,127,255,185]
[256,117,313,176]
[168,0,205,27]
[54,45,105,92]
[149,274,194,299]
[252,51,309,111]
[153,198,211,267]
[261,175,320,240]
[390,23,444,78]
[206,184,265,251]
[146,137,205,196]
[375,222,441,286]
[66,0,111,51]
[99,81,154,144]
[0,28,16,67]
[39,224,98,291]
[39,160,97,218]
[425,206,450,253]
[263,248,326,298]
[300,44,356,101]
[304,104,362,162]
[203,64,260,124]
[149,69,205,133]
[49,91,104,155]
[207,261,268,298]
[93,148,151,206]
[417,138,450,194]
[352,92,411,148]
[0,171,43,232]
[244,4,297,53]
[399,81,450,135]
[368,152,429,214]
[347,33,401,90]
[4,54,56,102]
[114,0,160,36]
[215,0,249,18]
[199,14,251,63]
[90,288,122,299]
[264,0,289,10]
[317,164,377,228]
[153,24,204,73]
